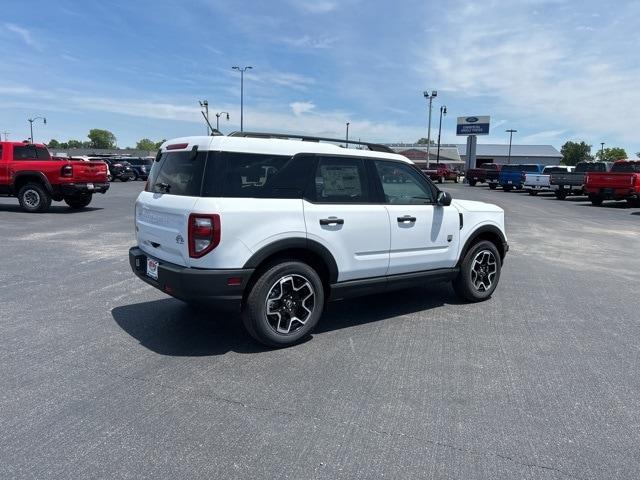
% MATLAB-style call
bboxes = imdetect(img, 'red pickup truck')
[422,163,460,183]
[584,160,640,206]
[0,141,109,212]
[466,163,502,187]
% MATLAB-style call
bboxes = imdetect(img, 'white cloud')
[423,1,640,144]
[5,23,38,49]
[280,35,336,49]
[290,101,315,116]
[287,0,337,13]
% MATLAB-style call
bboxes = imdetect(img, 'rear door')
[373,160,460,274]
[135,148,207,267]
[303,156,390,282]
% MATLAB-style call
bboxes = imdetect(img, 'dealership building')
[388,143,562,169]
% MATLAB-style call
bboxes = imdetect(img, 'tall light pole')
[215,112,230,132]
[600,142,605,159]
[436,105,447,164]
[345,122,350,148]
[28,116,47,143]
[232,65,253,132]
[423,90,437,165]
[2,131,9,141]
[199,100,210,135]
[506,129,517,164]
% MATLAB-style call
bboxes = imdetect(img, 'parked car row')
[468,160,640,207]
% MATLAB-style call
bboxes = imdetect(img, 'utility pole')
[436,105,447,164]
[423,90,437,165]
[215,112,230,132]
[345,122,350,148]
[28,116,47,144]
[232,66,253,132]
[506,129,517,164]
[1,131,9,141]
[199,100,209,135]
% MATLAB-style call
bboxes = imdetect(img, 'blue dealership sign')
[457,115,490,135]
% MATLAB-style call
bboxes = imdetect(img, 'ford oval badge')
[466,117,479,123]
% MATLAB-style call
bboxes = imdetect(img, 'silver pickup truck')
[524,166,573,195]
[550,161,612,199]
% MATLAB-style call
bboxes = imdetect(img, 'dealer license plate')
[147,258,159,280]
[87,183,94,190]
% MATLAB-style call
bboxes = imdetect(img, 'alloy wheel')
[470,250,498,292]
[23,189,41,208]
[265,274,315,334]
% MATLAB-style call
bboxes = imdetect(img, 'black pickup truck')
[550,161,612,199]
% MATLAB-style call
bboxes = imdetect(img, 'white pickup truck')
[524,166,573,196]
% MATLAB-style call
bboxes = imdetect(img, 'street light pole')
[436,105,447,164]
[423,90,437,165]
[345,122,350,148]
[232,66,253,132]
[199,100,209,135]
[215,112,230,131]
[1,131,9,141]
[28,116,47,143]
[506,129,517,164]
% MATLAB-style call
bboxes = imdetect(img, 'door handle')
[320,217,344,226]
[397,215,417,223]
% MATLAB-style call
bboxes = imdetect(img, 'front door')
[373,160,460,275]
[303,156,390,282]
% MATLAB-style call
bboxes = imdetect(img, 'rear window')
[576,162,607,173]
[543,166,567,174]
[611,162,640,173]
[482,164,498,170]
[521,164,540,172]
[501,164,520,172]
[147,150,208,196]
[13,145,51,160]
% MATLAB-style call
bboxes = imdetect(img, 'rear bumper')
[129,247,254,310]
[585,187,640,199]
[55,182,110,195]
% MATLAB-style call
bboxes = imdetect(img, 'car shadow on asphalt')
[111,283,459,356]
[0,204,103,214]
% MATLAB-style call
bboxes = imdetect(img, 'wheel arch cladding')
[14,172,52,193]
[458,226,506,266]
[243,238,339,287]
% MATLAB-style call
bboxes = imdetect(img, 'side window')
[309,156,371,203]
[374,161,435,204]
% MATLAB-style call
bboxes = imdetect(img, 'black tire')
[18,182,52,213]
[438,176,444,184]
[468,180,476,187]
[528,190,538,196]
[454,177,459,184]
[503,185,512,192]
[64,194,93,209]
[489,183,497,190]
[452,240,502,302]
[242,261,325,348]
[555,189,567,200]
[589,194,603,206]
[132,171,139,181]
[120,175,129,182]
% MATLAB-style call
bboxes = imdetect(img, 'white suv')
[129,132,508,347]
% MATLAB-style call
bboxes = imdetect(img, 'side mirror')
[437,191,452,206]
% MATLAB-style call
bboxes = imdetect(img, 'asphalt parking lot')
[1,182,639,480]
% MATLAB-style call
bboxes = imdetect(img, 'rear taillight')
[61,164,73,177]
[188,214,221,258]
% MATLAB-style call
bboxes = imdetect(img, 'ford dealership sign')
[457,115,490,135]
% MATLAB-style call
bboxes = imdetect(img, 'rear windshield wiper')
[155,182,171,193]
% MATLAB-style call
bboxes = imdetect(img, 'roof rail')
[227,131,394,153]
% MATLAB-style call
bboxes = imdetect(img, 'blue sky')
[1,0,639,156]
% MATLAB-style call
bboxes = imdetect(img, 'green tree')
[136,138,157,150]
[596,147,627,162]
[47,139,61,148]
[87,129,117,149]
[67,139,83,148]
[560,141,592,166]
[416,137,435,145]
[155,139,166,149]
[636,152,640,159]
